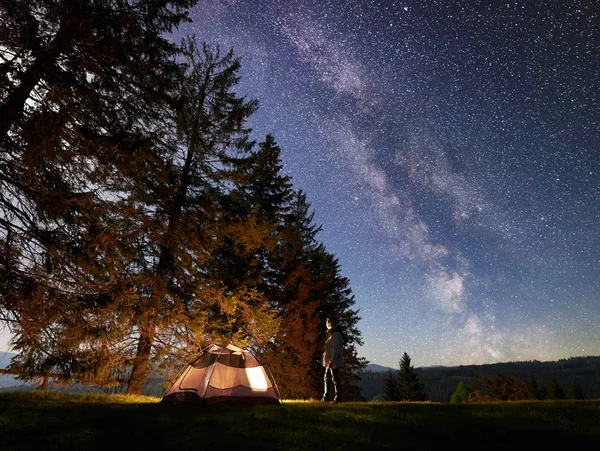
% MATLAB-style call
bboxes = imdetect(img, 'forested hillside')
[361,356,600,402]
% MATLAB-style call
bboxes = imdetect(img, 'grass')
[1,392,599,450]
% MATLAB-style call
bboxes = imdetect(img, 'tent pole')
[263,363,282,400]
[199,343,227,399]
[159,344,212,399]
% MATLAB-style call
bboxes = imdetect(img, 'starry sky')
[1,0,599,369]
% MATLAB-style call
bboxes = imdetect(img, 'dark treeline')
[0,0,365,399]
[361,356,600,402]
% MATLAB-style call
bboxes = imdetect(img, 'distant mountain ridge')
[361,355,600,402]
[0,351,26,389]
[365,363,446,372]
[364,363,393,373]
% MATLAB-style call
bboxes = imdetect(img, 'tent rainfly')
[161,343,280,406]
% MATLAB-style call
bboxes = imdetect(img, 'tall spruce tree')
[397,352,427,401]
[223,136,324,398]
[120,39,284,394]
[271,191,366,399]
[224,135,322,398]
[254,188,323,399]
[0,0,196,388]
[237,143,367,399]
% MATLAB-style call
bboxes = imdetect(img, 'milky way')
[167,0,600,367]
[2,0,598,368]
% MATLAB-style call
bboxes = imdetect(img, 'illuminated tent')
[161,343,280,406]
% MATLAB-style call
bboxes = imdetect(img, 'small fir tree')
[382,369,400,401]
[397,352,427,401]
[568,380,585,400]
[538,379,551,400]
[527,374,543,400]
[548,378,566,400]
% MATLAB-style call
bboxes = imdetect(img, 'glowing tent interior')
[161,343,280,406]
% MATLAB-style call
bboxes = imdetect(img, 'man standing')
[322,317,344,402]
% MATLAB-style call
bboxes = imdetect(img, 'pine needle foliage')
[0,2,366,398]
[382,369,401,401]
[0,0,197,392]
[398,352,427,401]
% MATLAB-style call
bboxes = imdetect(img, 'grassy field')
[1,392,599,450]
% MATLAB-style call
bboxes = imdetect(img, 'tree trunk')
[126,316,157,395]
[126,197,179,394]
[41,369,50,391]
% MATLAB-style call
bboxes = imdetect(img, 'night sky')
[176,0,599,368]
[1,0,599,369]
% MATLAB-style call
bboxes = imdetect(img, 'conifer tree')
[548,378,566,400]
[568,379,585,400]
[311,244,366,400]
[228,136,325,399]
[231,138,322,399]
[240,156,366,399]
[0,30,282,394]
[0,0,196,389]
[120,39,283,394]
[538,379,550,400]
[397,352,427,401]
[527,374,543,400]
[382,369,400,401]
